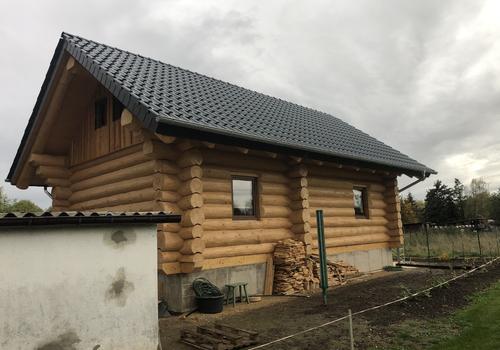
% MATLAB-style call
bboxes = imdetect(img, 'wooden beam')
[29,154,67,168]
[142,140,177,160]
[120,109,142,132]
[154,133,176,144]
[14,55,77,188]
[201,141,216,149]
[35,165,71,179]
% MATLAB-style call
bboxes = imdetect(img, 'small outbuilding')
[6,33,435,312]
[0,211,180,350]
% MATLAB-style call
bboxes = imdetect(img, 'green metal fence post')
[316,209,328,305]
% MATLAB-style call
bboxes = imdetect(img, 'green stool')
[225,282,250,307]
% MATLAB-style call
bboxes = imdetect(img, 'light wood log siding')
[69,91,142,166]
[67,145,162,212]
[200,149,294,266]
[308,165,401,255]
[52,118,402,274]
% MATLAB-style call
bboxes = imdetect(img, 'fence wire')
[399,224,500,262]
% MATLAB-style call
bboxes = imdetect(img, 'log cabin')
[7,33,435,311]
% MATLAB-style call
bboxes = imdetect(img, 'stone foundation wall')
[160,263,266,313]
[329,247,393,273]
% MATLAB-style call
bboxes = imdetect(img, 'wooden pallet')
[180,323,258,350]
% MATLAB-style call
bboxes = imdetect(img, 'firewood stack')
[273,239,310,295]
[272,239,359,295]
[309,255,359,287]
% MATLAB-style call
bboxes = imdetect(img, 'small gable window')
[353,186,369,218]
[112,97,124,121]
[94,98,108,129]
[232,176,258,219]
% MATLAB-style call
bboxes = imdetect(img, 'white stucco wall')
[0,224,158,350]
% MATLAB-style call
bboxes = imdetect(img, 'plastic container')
[195,294,224,314]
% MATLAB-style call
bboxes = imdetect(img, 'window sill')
[232,216,260,221]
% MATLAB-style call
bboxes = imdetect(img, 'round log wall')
[308,164,401,255]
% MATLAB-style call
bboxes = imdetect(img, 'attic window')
[112,97,124,121]
[94,98,107,129]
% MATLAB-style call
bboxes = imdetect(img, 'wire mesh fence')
[398,224,500,263]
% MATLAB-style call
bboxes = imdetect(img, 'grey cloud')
[0,0,498,207]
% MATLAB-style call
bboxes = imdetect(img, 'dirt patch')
[160,261,500,349]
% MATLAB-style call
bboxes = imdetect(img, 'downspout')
[398,171,427,193]
[43,186,53,200]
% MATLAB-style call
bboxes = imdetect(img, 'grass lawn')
[385,281,500,350]
[430,280,500,349]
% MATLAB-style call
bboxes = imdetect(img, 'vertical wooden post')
[425,223,430,262]
[477,230,482,259]
[495,226,500,257]
[461,230,466,259]
[348,309,355,350]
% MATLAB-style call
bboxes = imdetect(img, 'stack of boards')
[273,239,359,295]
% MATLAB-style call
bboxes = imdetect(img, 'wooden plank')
[181,329,229,350]
[264,256,274,296]
[197,326,243,344]
[214,324,258,341]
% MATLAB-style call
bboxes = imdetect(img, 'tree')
[0,187,10,212]
[452,178,466,221]
[9,200,42,212]
[490,189,500,223]
[424,180,456,224]
[0,186,42,213]
[464,178,490,218]
[400,192,423,224]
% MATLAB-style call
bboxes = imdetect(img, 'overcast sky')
[1,0,499,209]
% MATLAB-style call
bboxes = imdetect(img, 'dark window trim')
[353,186,369,219]
[231,175,259,220]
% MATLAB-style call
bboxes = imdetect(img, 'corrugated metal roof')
[0,211,181,227]
[7,32,435,183]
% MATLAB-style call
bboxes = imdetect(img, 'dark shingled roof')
[7,32,435,182]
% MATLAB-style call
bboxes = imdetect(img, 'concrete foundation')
[160,263,266,313]
[161,247,393,312]
[329,247,393,273]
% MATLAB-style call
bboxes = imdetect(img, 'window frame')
[353,186,369,219]
[231,175,259,220]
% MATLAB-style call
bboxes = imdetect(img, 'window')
[353,186,368,218]
[112,96,124,121]
[232,176,258,218]
[94,98,108,129]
